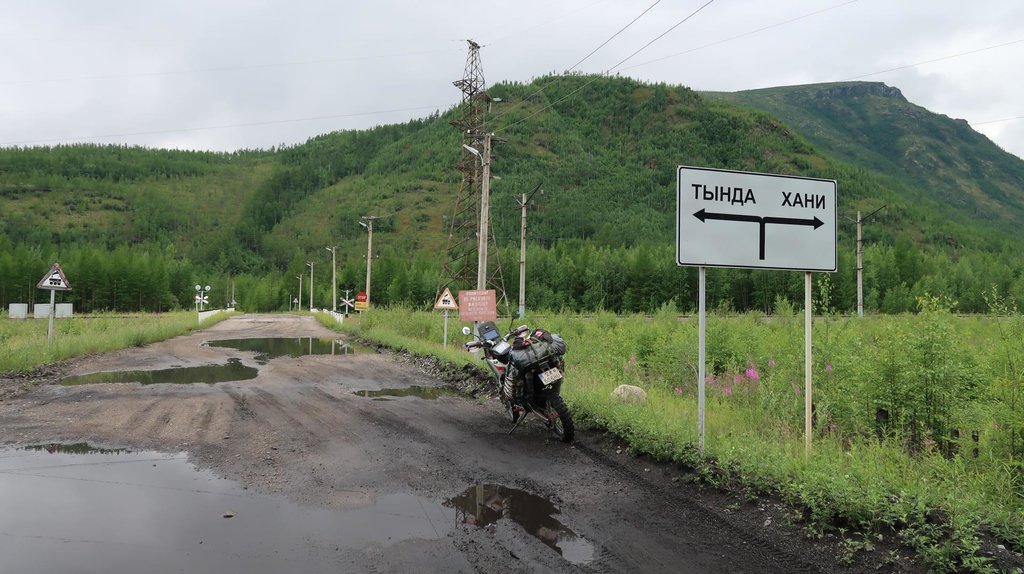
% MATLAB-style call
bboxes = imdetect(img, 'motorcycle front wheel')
[544,395,575,443]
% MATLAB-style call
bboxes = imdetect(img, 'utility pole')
[307,261,315,311]
[856,205,885,317]
[515,184,543,318]
[326,246,338,312]
[360,216,379,305]
[296,274,303,311]
[476,133,493,291]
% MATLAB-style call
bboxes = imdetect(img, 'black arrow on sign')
[693,209,824,260]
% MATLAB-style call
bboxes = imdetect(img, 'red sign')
[356,292,367,302]
[458,290,497,321]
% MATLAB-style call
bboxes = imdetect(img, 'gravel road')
[0,314,923,573]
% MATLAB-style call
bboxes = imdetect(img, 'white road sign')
[433,287,458,311]
[677,166,837,271]
[37,263,72,291]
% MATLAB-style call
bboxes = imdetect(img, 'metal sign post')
[36,263,72,344]
[697,266,706,451]
[434,287,459,348]
[678,166,836,455]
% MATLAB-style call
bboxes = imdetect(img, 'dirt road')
[0,314,911,573]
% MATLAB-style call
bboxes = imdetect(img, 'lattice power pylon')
[438,40,508,312]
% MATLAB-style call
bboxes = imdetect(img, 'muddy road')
[0,314,906,573]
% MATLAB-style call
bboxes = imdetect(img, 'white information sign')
[677,166,837,272]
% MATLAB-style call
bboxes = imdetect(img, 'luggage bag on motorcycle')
[509,330,567,370]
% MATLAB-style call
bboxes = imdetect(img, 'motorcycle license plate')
[539,367,562,385]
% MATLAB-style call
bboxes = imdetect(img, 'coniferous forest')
[3,75,1024,315]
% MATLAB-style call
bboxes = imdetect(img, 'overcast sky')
[2,1,1023,160]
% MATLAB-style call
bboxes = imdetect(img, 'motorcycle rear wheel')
[544,395,575,443]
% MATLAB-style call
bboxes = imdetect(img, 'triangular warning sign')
[37,263,72,291]
[433,287,458,310]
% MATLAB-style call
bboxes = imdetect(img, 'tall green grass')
[332,306,1023,572]
[0,311,230,373]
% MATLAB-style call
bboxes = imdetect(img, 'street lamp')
[307,261,315,312]
[326,246,338,312]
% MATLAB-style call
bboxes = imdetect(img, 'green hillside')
[3,75,1024,314]
[704,82,1024,230]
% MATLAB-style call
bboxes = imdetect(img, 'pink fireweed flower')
[768,358,777,368]
[673,385,684,396]
[705,374,717,385]
[722,386,733,397]
[825,364,833,374]
[733,373,743,385]
[745,367,760,381]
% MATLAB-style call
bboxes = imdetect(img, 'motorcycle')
[462,321,575,443]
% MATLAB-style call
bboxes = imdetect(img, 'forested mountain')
[704,82,1024,231]
[3,75,1024,315]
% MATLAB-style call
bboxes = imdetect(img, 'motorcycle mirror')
[461,326,472,336]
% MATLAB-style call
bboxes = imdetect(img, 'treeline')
[4,237,1024,315]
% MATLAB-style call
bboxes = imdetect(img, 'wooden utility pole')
[515,184,543,318]
[360,216,380,305]
[296,274,303,311]
[856,205,885,317]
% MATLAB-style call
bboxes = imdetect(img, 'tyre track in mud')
[0,314,908,573]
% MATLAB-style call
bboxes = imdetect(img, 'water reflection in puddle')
[61,358,258,386]
[353,386,459,400]
[0,447,452,574]
[445,484,595,565]
[206,338,369,364]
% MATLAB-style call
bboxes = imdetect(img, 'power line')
[619,0,860,72]
[497,0,717,135]
[840,38,1024,81]
[971,115,1024,126]
[490,0,663,125]
[0,48,465,87]
[0,105,448,147]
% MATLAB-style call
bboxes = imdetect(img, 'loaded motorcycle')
[462,321,574,443]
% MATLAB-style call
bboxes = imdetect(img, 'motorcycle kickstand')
[507,407,527,435]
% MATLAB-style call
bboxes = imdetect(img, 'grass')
[0,310,232,373]
[326,306,1023,573]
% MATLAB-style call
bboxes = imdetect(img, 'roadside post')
[434,287,459,348]
[677,166,836,455]
[37,263,72,344]
[341,289,354,315]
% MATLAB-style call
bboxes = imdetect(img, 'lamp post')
[326,246,338,312]
[359,217,376,306]
[463,133,493,291]
[296,274,303,311]
[307,261,315,311]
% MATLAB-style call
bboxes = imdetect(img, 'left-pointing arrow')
[693,210,824,260]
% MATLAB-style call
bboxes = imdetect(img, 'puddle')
[0,446,453,574]
[353,386,460,400]
[445,484,595,565]
[23,442,129,455]
[61,358,258,386]
[206,338,370,364]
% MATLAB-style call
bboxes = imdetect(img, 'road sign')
[355,291,368,311]
[37,263,72,291]
[677,166,837,271]
[194,295,209,304]
[458,290,496,322]
[433,287,459,311]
